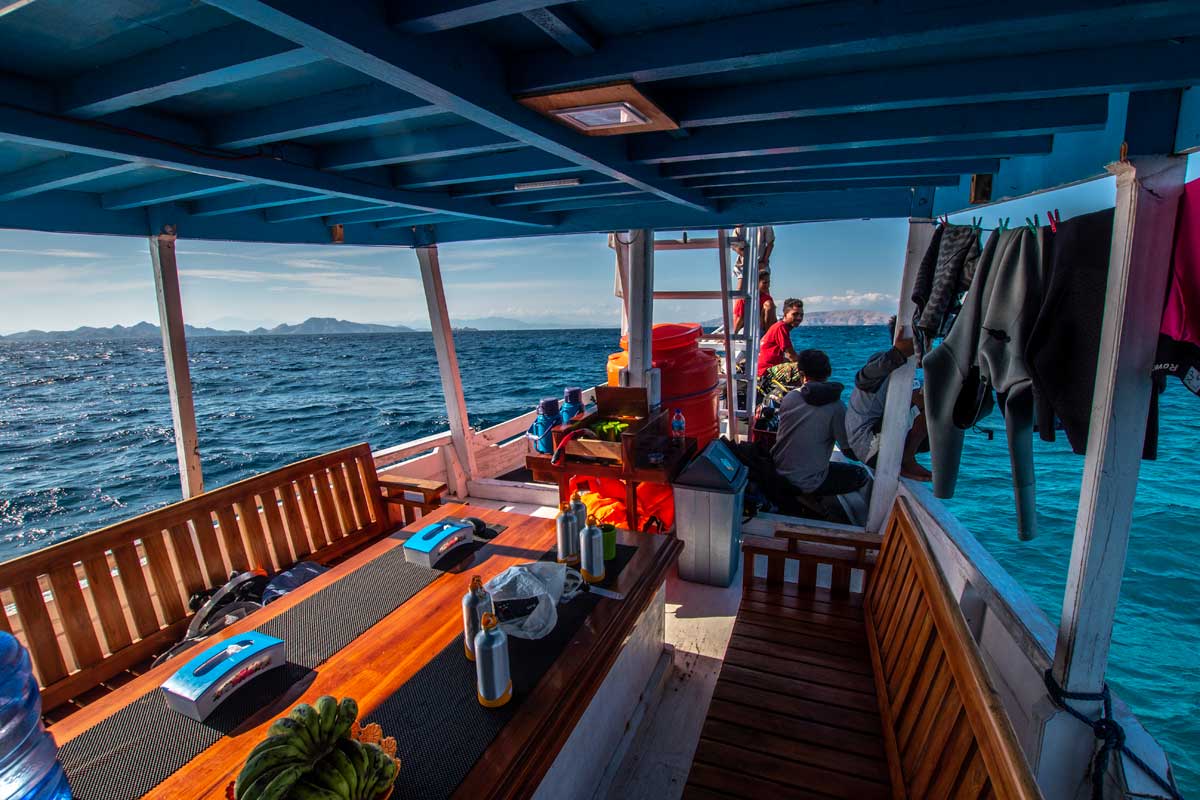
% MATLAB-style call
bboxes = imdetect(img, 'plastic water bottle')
[671,408,686,442]
[0,632,72,800]
[560,387,585,425]
[526,397,560,454]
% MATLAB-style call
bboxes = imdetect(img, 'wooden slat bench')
[0,443,391,718]
[683,497,1043,800]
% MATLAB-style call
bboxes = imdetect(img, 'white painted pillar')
[624,229,656,399]
[866,219,934,532]
[612,232,631,338]
[1033,157,1185,800]
[149,226,203,498]
[415,245,476,497]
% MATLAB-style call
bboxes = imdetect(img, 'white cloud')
[0,247,108,259]
[802,290,896,309]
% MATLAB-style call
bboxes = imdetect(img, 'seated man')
[845,321,932,481]
[771,349,869,497]
[733,269,776,335]
[757,297,803,379]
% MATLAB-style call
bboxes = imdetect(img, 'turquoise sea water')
[0,326,1195,791]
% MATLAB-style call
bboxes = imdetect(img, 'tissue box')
[161,631,286,721]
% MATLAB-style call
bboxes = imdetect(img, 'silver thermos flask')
[556,502,579,564]
[462,575,493,661]
[580,514,606,584]
[570,491,588,534]
[474,612,512,708]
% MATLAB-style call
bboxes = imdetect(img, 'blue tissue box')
[161,631,285,721]
[404,517,475,568]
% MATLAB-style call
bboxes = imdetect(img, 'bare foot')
[901,462,933,481]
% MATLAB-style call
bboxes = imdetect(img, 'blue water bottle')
[671,408,686,443]
[560,387,585,425]
[0,632,72,800]
[526,397,560,455]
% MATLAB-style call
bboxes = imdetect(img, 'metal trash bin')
[673,439,749,586]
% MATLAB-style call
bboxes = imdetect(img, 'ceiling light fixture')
[513,177,582,191]
[552,101,648,132]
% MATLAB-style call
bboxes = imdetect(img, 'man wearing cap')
[772,349,869,497]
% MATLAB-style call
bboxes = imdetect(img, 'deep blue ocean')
[0,326,1195,790]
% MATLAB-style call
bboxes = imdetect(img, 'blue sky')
[0,172,1159,334]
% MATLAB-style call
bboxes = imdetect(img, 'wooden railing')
[865,497,1043,800]
[0,443,386,713]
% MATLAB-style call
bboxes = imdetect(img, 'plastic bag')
[483,562,581,639]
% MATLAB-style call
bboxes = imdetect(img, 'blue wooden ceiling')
[0,0,1196,246]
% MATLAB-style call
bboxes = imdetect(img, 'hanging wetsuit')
[911,223,981,360]
[1156,178,1200,397]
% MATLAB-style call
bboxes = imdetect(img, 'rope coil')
[1041,670,1182,800]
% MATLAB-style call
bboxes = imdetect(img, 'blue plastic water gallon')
[0,632,72,800]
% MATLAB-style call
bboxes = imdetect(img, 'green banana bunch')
[236,696,376,800]
[300,739,397,800]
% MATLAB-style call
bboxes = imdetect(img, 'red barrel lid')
[618,322,702,353]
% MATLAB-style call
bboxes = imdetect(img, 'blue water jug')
[526,397,560,455]
[0,632,72,800]
[560,387,585,425]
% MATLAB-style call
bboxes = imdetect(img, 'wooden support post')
[867,220,934,532]
[625,229,655,396]
[148,226,203,499]
[612,232,631,338]
[416,245,476,497]
[716,229,738,442]
[1054,157,1185,691]
[1031,157,1185,800]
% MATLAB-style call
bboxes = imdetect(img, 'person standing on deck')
[845,317,933,481]
[771,349,869,497]
[733,269,777,335]
[731,224,776,294]
[757,298,804,387]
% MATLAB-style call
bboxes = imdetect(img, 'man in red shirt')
[733,269,776,335]
[757,298,804,377]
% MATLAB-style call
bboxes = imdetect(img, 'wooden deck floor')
[682,577,893,800]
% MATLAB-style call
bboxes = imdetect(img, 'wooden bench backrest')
[866,498,1042,800]
[0,443,385,711]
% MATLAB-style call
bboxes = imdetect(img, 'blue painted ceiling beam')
[524,195,656,214]
[685,160,1001,188]
[375,213,463,229]
[704,176,960,199]
[321,125,523,171]
[493,185,641,207]
[450,173,617,198]
[521,6,597,55]
[420,187,917,245]
[0,103,550,227]
[58,23,322,119]
[189,186,324,216]
[0,154,142,201]
[390,0,577,33]
[207,0,711,210]
[101,174,249,210]
[265,198,387,222]
[632,97,1107,164]
[673,38,1200,128]
[510,0,1200,93]
[0,188,415,245]
[210,84,440,149]
[325,207,434,226]
[663,138,1052,179]
[393,150,583,189]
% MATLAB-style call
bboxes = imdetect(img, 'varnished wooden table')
[51,504,680,800]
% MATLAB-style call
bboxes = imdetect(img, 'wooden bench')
[377,472,447,524]
[0,443,391,717]
[684,497,1043,800]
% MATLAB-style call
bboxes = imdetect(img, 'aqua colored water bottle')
[671,408,686,441]
[560,387,585,424]
[526,397,560,455]
[0,632,72,800]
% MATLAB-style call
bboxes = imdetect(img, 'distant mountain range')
[702,309,892,328]
[0,317,415,341]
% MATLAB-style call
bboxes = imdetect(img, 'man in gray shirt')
[845,323,931,481]
[771,350,869,496]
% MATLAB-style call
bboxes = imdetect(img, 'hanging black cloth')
[1026,208,1158,459]
[911,223,980,359]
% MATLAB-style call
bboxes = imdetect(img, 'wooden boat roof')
[0,0,1197,245]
